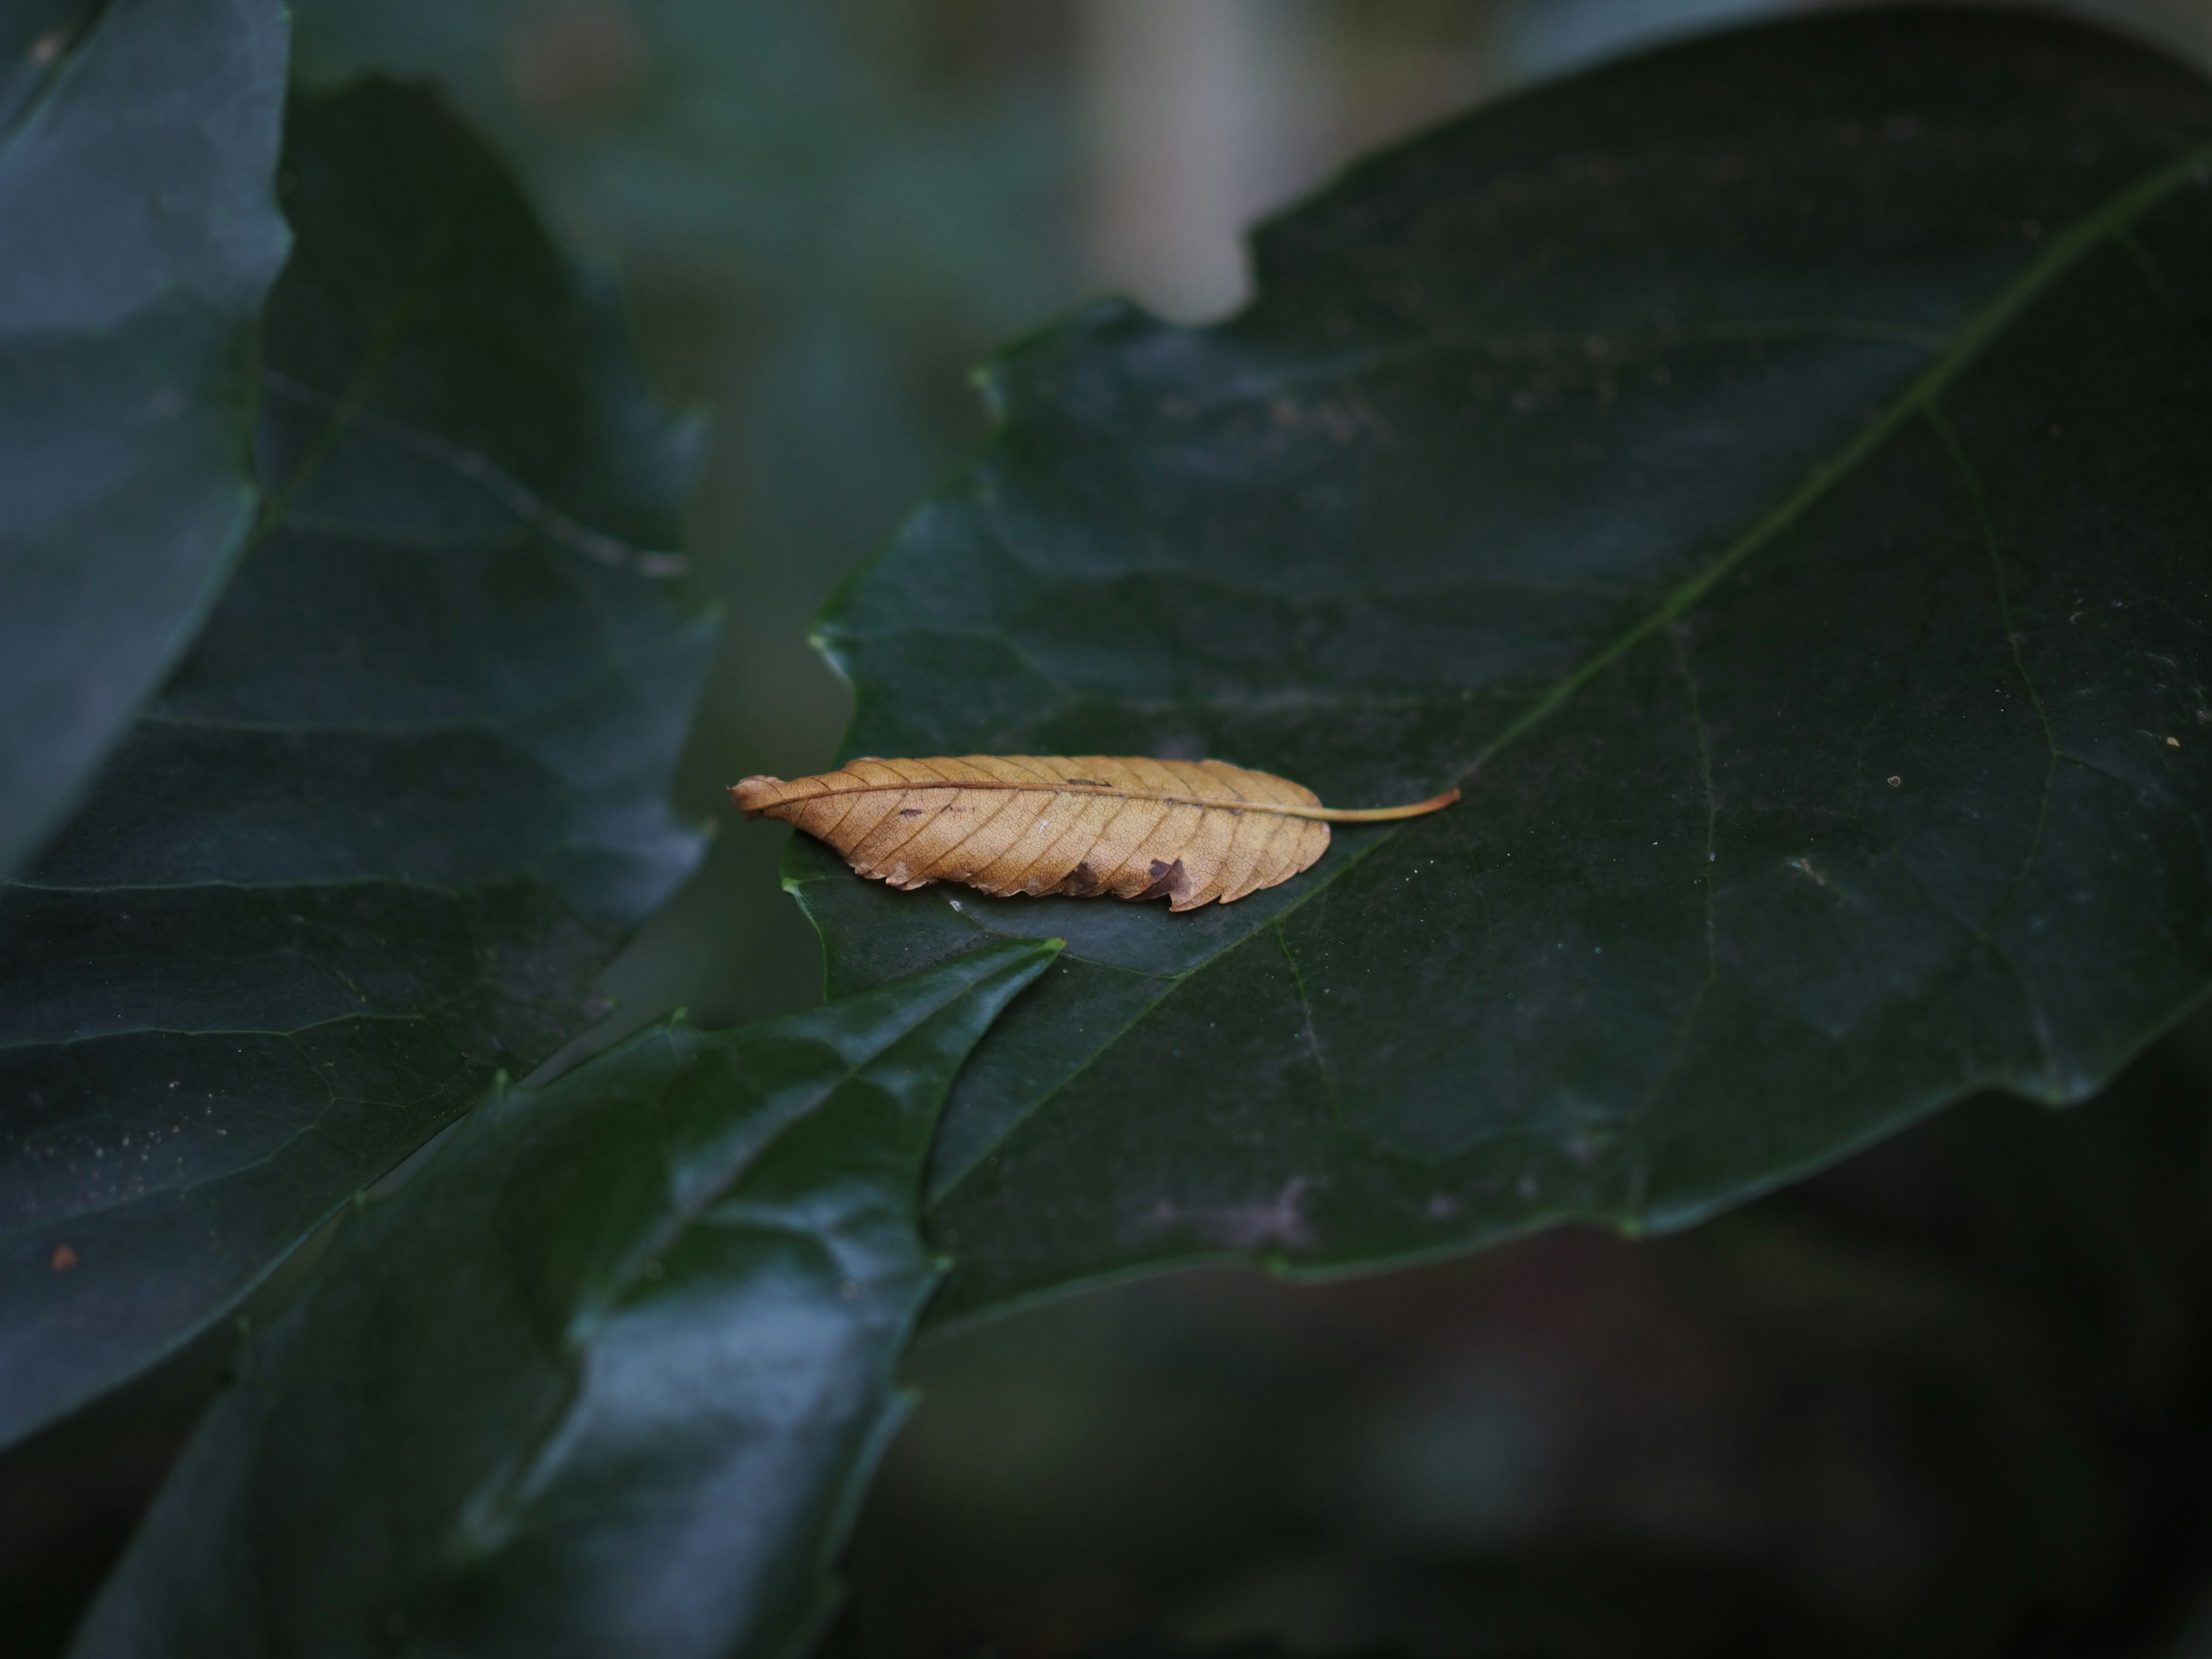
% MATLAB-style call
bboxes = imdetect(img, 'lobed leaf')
[71,940,1059,1659]
[0,82,715,1448]
[786,11,2212,1323]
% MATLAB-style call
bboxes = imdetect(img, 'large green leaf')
[0,0,290,873]
[789,10,2212,1321]
[70,938,1058,1659]
[0,83,714,1447]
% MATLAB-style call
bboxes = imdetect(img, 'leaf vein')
[927,138,2212,1209]
[1273,922,1343,1130]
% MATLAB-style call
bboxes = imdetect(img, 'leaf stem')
[1292,789,1461,822]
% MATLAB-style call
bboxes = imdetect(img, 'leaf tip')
[730,776,785,819]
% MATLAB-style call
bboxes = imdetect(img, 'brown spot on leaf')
[1137,858,1188,902]
[50,1244,77,1273]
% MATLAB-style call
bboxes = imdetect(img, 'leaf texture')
[733,756,1456,911]
[0,83,713,1451]
[0,0,290,874]
[70,941,1059,1659]
[783,12,2212,1325]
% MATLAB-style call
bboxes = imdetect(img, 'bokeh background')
[15,2,2212,1653]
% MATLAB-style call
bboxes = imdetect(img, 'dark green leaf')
[287,0,1082,1050]
[0,82,714,1448]
[0,0,290,873]
[71,938,1059,1659]
[844,1023,2212,1657]
[787,11,2212,1322]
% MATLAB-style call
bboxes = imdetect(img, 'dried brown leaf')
[731,756,1458,911]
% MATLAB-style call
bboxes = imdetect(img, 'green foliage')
[12,7,2212,1657]
[286,0,1081,1039]
[72,941,1057,1659]
[790,9,2212,1323]
[0,0,290,872]
[0,80,714,1450]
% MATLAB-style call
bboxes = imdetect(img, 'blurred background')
[15,2,2212,1653]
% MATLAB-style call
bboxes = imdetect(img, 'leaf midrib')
[246,162,480,553]
[924,139,2212,1214]
[759,772,1453,823]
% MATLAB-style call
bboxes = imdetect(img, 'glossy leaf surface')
[0,0,290,873]
[0,83,714,1446]
[73,940,1059,1659]
[789,11,2212,1321]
